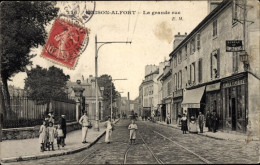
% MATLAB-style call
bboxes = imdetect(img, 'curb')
[1,119,120,163]
[154,121,259,142]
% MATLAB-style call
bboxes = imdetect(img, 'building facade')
[168,0,259,135]
[67,75,103,122]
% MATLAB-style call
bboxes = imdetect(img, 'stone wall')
[2,122,81,141]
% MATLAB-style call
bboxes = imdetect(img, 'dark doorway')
[161,105,166,122]
[231,98,236,130]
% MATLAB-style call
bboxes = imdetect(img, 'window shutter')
[217,49,220,77]
[210,53,213,79]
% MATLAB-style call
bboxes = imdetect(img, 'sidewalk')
[0,119,120,163]
[155,121,259,142]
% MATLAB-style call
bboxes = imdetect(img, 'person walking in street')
[79,111,90,144]
[39,120,47,152]
[181,114,188,134]
[105,116,113,144]
[55,124,65,149]
[128,119,138,144]
[206,110,211,132]
[211,111,218,133]
[189,116,198,134]
[47,122,55,151]
[59,114,67,145]
[198,111,205,133]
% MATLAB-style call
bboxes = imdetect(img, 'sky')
[8,1,208,100]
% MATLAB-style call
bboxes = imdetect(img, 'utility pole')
[95,35,131,131]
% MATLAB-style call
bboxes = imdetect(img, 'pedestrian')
[79,111,90,143]
[128,119,138,144]
[39,120,47,152]
[105,116,113,144]
[181,114,188,134]
[59,114,67,145]
[211,111,218,133]
[205,110,211,132]
[189,116,198,134]
[198,111,205,133]
[47,122,55,151]
[55,124,65,149]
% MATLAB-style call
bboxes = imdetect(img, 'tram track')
[142,122,213,164]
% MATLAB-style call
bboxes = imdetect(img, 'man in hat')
[59,114,67,145]
[198,111,205,133]
[79,111,90,143]
[211,111,218,133]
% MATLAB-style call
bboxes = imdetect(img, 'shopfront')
[222,75,247,133]
[173,89,183,125]
[182,86,206,120]
[205,82,222,130]
[164,98,172,124]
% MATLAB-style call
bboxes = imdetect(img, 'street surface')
[9,119,259,164]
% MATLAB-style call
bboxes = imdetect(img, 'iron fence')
[3,96,76,128]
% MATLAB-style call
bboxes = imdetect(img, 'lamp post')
[110,78,127,121]
[95,35,131,131]
[72,80,85,121]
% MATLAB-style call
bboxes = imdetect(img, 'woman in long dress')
[189,116,198,134]
[181,114,188,134]
[105,116,113,144]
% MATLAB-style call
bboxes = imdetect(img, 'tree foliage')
[0,1,59,118]
[24,65,70,114]
[97,74,118,103]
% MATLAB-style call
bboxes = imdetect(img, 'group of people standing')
[180,110,219,134]
[39,112,67,152]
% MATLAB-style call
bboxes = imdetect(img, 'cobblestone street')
[9,119,259,164]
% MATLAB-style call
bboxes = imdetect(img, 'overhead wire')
[130,2,141,43]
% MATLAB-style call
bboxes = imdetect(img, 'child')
[39,120,47,152]
[128,120,138,144]
[55,124,64,150]
[47,122,55,151]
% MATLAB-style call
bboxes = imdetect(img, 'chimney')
[128,92,130,101]
[173,32,187,50]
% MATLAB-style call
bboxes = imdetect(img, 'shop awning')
[181,86,205,108]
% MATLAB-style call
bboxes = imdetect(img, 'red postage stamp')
[41,18,89,69]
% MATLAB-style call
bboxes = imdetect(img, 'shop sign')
[173,89,183,98]
[181,103,200,108]
[206,82,221,92]
[223,78,245,88]
[226,40,243,52]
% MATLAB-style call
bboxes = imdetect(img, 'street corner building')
[138,0,260,136]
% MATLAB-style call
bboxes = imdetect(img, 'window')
[232,52,238,73]
[167,81,172,96]
[185,66,188,86]
[190,38,195,54]
[179,70,182,89]
[198,58,203,83]
[174,73,177,91]
[213,20,218,37]
[192,62,195,83]
[211,49,220,79]
[232,0,239,24]
[197,33,200,50]
[178,50,182,63]
[184,45,187,59]
[174,56,177,67]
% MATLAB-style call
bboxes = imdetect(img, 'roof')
[145,68,159,77]
[169,0,231,57]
